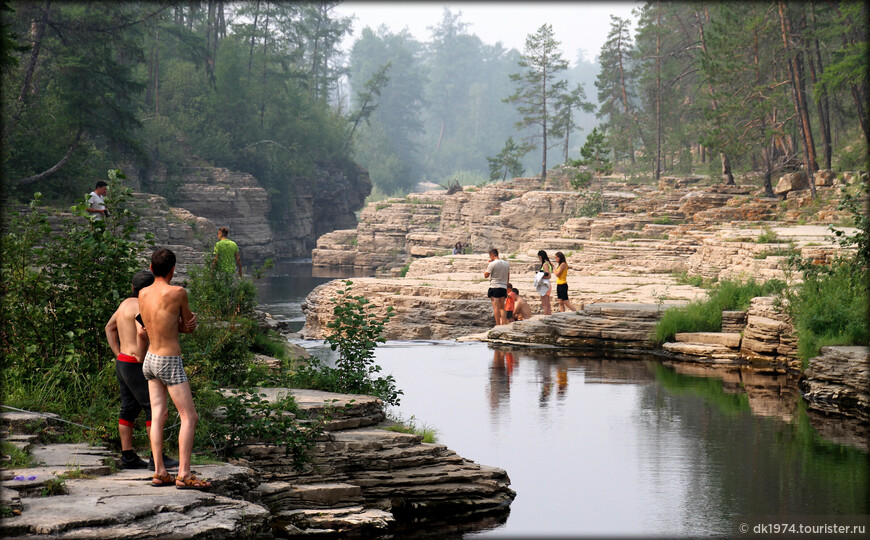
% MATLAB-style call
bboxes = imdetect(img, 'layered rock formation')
[800,346,870,422]
[1,387,515,538]
[140,159,370,263]
[312,170,856,280]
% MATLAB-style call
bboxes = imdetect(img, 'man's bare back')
[514,296,532,320]
[106,297,146,360]
[138,281,196,356]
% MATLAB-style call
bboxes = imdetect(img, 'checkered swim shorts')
[142,352,188,386]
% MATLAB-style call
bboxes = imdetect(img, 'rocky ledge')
[800,346,870,423]
[1,387,514,538]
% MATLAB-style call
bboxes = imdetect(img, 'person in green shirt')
[212,227,242,276]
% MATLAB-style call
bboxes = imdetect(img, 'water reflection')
[371,342,870,538]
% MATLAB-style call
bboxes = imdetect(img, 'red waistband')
[117,353,140,363]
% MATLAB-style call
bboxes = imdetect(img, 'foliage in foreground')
[654,278,787,345]
[784,182,869,363]
[1,171,147,414]
[289,281,403,407]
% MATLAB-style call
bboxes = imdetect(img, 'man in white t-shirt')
[87,181,108,220]
[484,248,510,326]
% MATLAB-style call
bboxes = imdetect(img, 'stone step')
[3,434,39,451]
[1,411,60,434]
[274,505,394,536]
[662,341,742,360]
[257,481,364,510]
[674,332,741,348]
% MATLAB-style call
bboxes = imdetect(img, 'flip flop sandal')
[175,474,212,490]
[151,473,174,487]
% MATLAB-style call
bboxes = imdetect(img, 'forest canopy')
[1,1,867,203]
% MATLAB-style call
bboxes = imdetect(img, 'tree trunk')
[778,1,817,195]
[15,127,84,185]
[616,23,636,165]
[654,3,662,182]
[247,0,260,79]
[807,2,832,169]
[260,11,269,126]
[541,63,548,180]
[155,25,160,115]
[720,153,734,185]
[18,1,50,102]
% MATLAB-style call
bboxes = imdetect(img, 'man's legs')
[166,381,198,480]
[490,297,501,325]
[491,296,506,325]
[148,380,169,476]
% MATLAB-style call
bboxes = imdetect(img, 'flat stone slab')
[30,443,113,469]
[275,505,395,535]
[675,332,741,348]
[662,341,742,360]
[0,464,268,538]
[1,411,60,431]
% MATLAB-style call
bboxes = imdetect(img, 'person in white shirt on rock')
[484,248,511,326]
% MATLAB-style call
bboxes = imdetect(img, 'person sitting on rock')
[511,288,532,321]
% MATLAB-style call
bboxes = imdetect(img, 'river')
[256,260,870,538]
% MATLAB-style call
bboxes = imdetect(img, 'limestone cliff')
[139,159,370,263]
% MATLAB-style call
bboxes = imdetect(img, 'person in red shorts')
[105,270,179,471]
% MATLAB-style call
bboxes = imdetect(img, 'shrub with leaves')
[1,170,151,412]
[291,281,402,406]
[785,182,869,363]
[211,387,324,471]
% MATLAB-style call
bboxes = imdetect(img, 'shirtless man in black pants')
[105,270,178,471]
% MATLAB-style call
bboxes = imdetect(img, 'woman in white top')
[536,250,555,315]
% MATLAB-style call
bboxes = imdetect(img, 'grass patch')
[383,414,438,443]
[756,228,786,243]
[753,246,799,259]
[59,467,97,480]
[671,271,716,288]
[786,260,868,365]
[654,278,787,344]
[1,442,35,468]
[41,477,67,497]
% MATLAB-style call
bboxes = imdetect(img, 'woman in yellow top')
[554,251,579,312]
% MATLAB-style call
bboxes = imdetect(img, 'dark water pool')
[261,261,869,537]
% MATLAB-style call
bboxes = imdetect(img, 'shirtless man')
[138,249,209,489]
[105,270,179,470]
[511,288,532,321]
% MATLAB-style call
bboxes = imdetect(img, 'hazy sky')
[333,1,640,65]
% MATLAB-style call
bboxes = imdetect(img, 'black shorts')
[506,311,514,319]
[488,287,507,298]
[556,283,569,300]
[116,356,152,426]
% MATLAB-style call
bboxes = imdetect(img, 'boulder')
[773,171,810,197]
[814,169,836,187]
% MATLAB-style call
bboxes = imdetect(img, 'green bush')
[785,183,869,363]
[1,171,150,418]
[208,387,324,470]
[655,278,787,344]
[290,281,402,406]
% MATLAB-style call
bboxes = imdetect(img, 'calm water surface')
[263,261,870,538]
[366,342,869,538]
